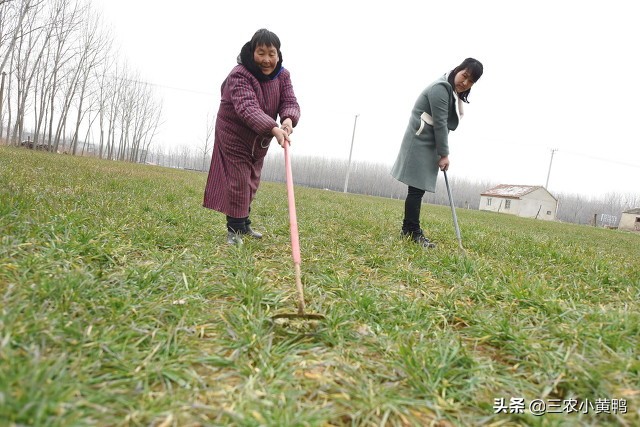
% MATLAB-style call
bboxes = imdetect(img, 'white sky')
[92,0,639,198]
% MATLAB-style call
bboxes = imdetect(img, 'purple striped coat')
[203,65,300,218]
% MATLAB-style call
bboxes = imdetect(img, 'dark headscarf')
[237,42,283,82]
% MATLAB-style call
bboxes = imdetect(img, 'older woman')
[203,29,301,245]
[391,58,483,248]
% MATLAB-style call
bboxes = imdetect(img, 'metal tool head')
[268,312,326,336]
[271,313,326,321]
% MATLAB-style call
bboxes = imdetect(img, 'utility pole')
[343,114,359,193]
[545,148,557,189]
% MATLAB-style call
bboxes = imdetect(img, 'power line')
[485,142,640,170]
[559,149,640,169]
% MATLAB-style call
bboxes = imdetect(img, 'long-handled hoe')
[443,170,465,252]
[271,141,325,326]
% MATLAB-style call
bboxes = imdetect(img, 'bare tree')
[31,30,52,144]
[3,33,14,142]
[1,0,36,138]
[70,8,107,155]
[0,0,34,74]
[105,61,127,160]
[115,73,138,161]
[93,48,113,158]
[198,112,215,171]
[8,0,50,144]
[139,101,162,163]
[128,81,152,162]
[133,94,162,163]
[46,0,82,151]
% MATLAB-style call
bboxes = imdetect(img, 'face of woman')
[453,68,475,93]
[253,44,279,75]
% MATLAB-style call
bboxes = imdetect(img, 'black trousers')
[402,186,426,233]
[226,216,247,233]
[226,208,253,233]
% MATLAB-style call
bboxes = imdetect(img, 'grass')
[1,145,639,426]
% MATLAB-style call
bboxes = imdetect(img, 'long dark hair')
[447,58,483,103]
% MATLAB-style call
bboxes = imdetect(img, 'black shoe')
[227,231,243,245]
[402,229,436,249]
[244,225,263,239]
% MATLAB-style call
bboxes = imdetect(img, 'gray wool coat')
[391,74,460,192]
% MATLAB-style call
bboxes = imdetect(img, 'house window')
[487,198,492,206]
[547,211,552,215]
[505,200,511,209]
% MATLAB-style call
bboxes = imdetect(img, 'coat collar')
[444,72,464,119]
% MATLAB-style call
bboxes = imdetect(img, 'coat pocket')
[415,112,434,135]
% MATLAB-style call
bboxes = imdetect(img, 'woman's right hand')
[272,127,291,147]
[438,156,450,171]
[281,118,293,136]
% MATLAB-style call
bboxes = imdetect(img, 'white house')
[479,184,558,221]
[618,208,640,232]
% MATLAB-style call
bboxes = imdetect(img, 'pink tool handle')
[283,142,301,265]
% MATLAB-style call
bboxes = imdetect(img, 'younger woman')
[391,58,483,248]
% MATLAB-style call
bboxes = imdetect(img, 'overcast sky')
[92,0,639,199]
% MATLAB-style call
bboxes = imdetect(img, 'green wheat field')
[1,146,638,427]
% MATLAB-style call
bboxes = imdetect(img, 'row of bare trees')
[0,0,162,161]
[139,139,640,227]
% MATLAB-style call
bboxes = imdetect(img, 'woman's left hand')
[281,118,293,136]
